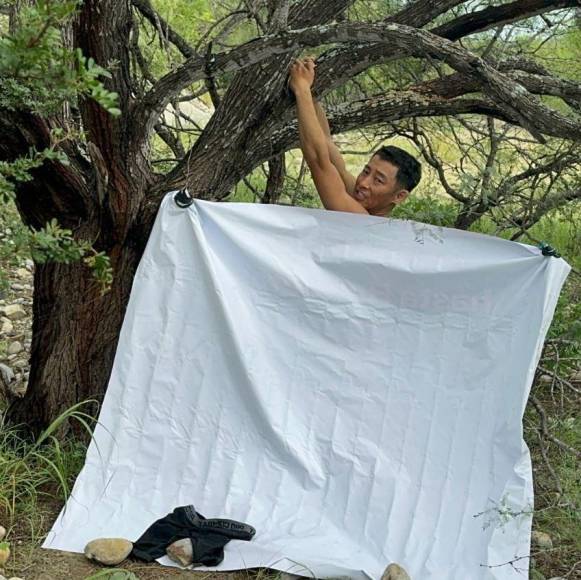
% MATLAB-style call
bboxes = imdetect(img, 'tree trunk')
[7,243,142,435]
[6,151,233,436]
[262,154,286,204]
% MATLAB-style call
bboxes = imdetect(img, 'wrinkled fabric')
[44,194,570,579]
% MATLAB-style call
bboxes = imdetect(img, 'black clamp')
[538,241,561,258]
[174,188,194,208]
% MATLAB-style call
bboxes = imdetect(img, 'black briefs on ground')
[131,505,255,566]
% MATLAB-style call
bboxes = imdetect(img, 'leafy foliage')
[29,219,113,294]
[0,0,119,116]
[391,194,458,227]
[0,148,69,204]
[0,0,117,291]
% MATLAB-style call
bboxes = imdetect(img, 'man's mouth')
[353,190,368,201]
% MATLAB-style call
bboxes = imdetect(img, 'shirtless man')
[289,57,422,216]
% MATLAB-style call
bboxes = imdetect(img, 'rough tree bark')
[3,0,581,433]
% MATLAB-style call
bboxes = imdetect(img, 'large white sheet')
[44,194,570,579]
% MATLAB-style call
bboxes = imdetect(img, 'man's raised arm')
[289,59,367,215]
[313,99,357,196]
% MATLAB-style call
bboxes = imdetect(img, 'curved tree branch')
[150,0,354,198]
[413,66,581,111]
[314,0,579,95]
[386,0,466,27]
[132,0,196,58]
[131,18,581,162]
[435,0,576,38]
[246,92,516,165]
[0,111,93,230]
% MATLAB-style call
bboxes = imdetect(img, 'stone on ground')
[1,305,25,321]
[84,538,133,566]
[1,318,13,334]
[166,538,193,566]
[6,342,22,356]
[531,530,554,550]
[381,563,411,580]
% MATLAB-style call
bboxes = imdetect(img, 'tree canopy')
[0,0,580,429]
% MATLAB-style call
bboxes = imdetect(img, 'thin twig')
[529,395,581,460]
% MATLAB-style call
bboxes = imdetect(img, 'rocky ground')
[0,259,33,400]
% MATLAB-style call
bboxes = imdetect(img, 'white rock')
[166,538,193,566]
[570,370,581,382]
[0,524,5,540]
[8,577,25,580]
[531,530,553,550]
[84,538,133,566]
[2,305,26,321]
[15,268,31,279]
[7,342,23,355]
[0,364,14,388]
[25,259,34,271]
[1,319,13,334]
[381,563,411,580]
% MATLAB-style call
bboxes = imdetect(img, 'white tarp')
[44,193,571,579]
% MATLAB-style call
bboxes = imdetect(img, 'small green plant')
[0,540,10,566]
[84,250,114,295]
[85,570,140,580]
[392,194,458,227]
[29,219,91,264]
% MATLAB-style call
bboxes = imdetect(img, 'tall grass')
[0,401,96,539]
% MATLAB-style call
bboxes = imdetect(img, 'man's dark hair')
[374,145,422,192]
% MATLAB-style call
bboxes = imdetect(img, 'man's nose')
[359,175,371,188]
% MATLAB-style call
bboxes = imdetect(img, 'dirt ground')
[5,543,273,580]
[2,501,274,580]
[4,549,240,580]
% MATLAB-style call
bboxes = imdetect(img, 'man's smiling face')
[352,154,409,216]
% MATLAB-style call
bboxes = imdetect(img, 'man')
[289,57,422,216]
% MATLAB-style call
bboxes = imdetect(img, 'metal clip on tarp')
[174,188,194,208]
[538,241,561,258]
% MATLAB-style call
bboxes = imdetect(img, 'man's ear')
[393,189,410,205]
